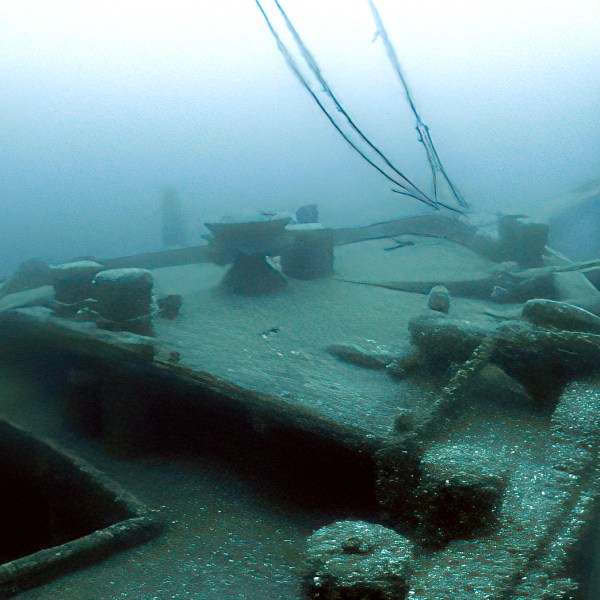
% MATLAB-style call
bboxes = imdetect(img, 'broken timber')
[1,215,596,300]
[97,214,496,272]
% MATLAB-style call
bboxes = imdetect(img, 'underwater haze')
[1,0,599,274]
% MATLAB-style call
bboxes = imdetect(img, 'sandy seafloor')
[0,237,562,598]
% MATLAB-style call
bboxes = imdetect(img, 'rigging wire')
[366,0,469,209]
[270,0,438,207]
[255,0,466,212]
[254,0,437,208]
